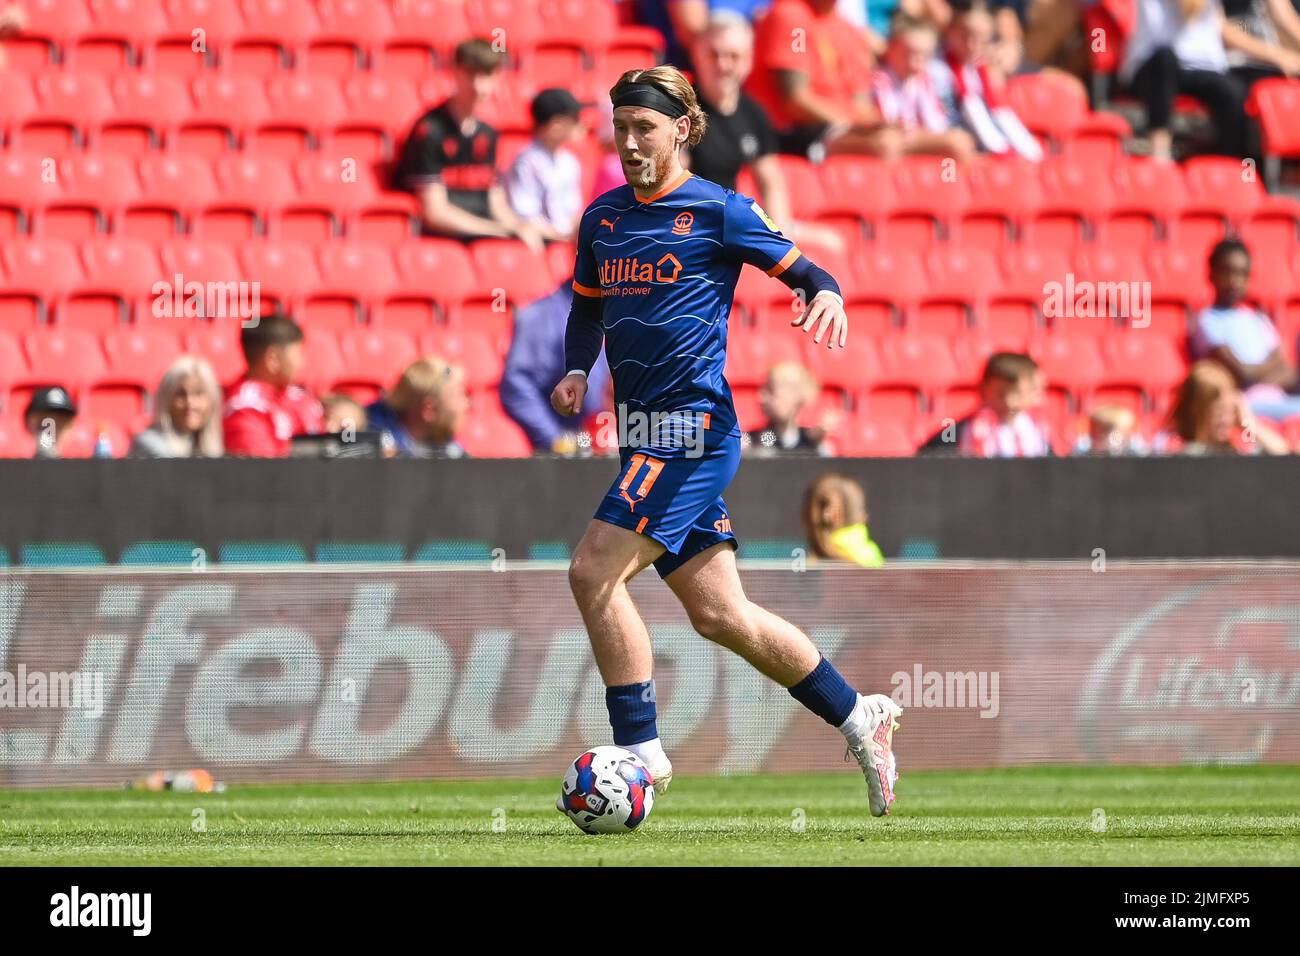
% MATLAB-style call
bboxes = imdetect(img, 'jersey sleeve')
[571,209,602,299]
[722,191,802,277]
[393,120,446,190]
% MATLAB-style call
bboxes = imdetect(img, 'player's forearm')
[563,293,605,376]
[777,255,842,305]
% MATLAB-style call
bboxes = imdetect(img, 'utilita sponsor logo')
[0,581,846,773]
[1079,577,1300,764]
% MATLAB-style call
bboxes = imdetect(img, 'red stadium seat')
[1036,155,1115,243]
[1030,332,1106,396]
[293,153,380,216]
[304,243,399,330]
[84,0,170,53]
[918,246,1002,333]
[1,239,85,327]
[381,0,464,77]
[338,74,422,152]
[36,154,142,240]
[8,0,93,53]
[186,75,273,153]
[598,29,665,77]
[876,334,960,395]
[101,73,194,155]
[335,327,419,392]
[800,331,882,393]
[470,239,555,306]
[961,159,1043,246]
[259,74,349,155]
[1181,156,1268,223]
[466,0,544,50]
[1147,243,1214,309]
[818,155,897,221]
[458,400,532,457]
[889,156,971,245]
[1005,73,1087,142]
[102,326,183,387]
[392,238,478,309]
[238,240,321,311]
[856,246,926,315]
[770,155,826,219]
[301,327,346,394]
[835,414,917,457]
[185,322,246,386]
[24,328,108,388]
[126,155,220,239]
[160,239,242,300]
[213,153,297,213]
[230,0,322,74]
[69,237,161,329]
[25,72,116,154]
[349,191,421,245]
[306,0,394,76]
[158,0,246,65]
[419,327,502,390]
[0,151,63,233]
[724,332,772,389]
[0,74,41,142]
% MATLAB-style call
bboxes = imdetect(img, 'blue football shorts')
[592,412,741,579]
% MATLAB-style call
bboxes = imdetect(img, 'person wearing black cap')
[504,88,586,243]
[548,67,904,819]
[24,386,77,459]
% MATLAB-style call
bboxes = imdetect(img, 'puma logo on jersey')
[600,217,620,232]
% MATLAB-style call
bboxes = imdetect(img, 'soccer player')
[551,66,903,816]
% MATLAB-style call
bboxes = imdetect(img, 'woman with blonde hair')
[1165,359,1289,454]
[802,473,886,567]
[129,355,224,458]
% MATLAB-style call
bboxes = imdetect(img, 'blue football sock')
[788,656,858,727]
[605,680,659,746]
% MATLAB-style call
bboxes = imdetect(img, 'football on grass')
[557,746,655,834]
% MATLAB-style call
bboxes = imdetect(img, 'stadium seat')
[185,322,246,385]
[218,540,309,563]
[888,156,971,245]
[1181,156,1277,224]
[1035,156,1115,246]
[25,328,109,390]
[1147,243,1213,310]
[81,0,170,65]
[388,239,479,324]
[800,331,882,393]
[876,335,960,395]
[337,74,422,158]
[21,542,107,566]
[238,239,321,312]
[102,73,194,155]
[120,540,204,565]
[185,75,273,153]
[71,237,161,329]
[740,539,804,560]
[25,72,117,154]
[152,0,247,73]
[307,0,396,76]
[961,159,1043,246]
[2,239,86,326]
[315,541,406,562]
[835,416,917,457]
[305,242,399,329]
[334,327,418,393]
[1101,334,1189,400]
[1247,78,1300,190]
[260,74,350,155]
[412,539,493,562]
[127,154,220,239]
[1004,73,1087,143]
[855,246,926,317]
[230,0,322,75]
[457,403,531,457]
[1030,332,1107,397]
[419,327,503,390]
[36,153,141,240]
[917,246,1002,334]
[103,326,182,387]
[818,155,897,222]
[380,0,460,77]
[469,239,555,306]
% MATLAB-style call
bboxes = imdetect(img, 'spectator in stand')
[802,472,886,566]
[921,352,1052,456]
[392,38,544,253]
[1073,404,1147,455]
[743,361,838,455]
[1118,0,1293,159]
[589,99,627,200]
[130,356,224,458]
[747,0,901,160]
[321,394,368,435]
[688,11,847,253]
[501,281,611,454]
[1223,0,1300,87]
[224,314,323,457]
[504,88,586,243]
[1192,239,1300,420]
[936,1,1044,159]
[636,0,776,71]
[365,357,470,458]
[870,16,979,160]
[837,0,953,53]
[24,386,76,459]
[1161,359,1290,453]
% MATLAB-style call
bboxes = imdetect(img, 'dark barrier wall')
[0,456,1297,561]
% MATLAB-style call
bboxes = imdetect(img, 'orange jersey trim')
[636,517,649,534]
[635,169,693,204]
[571,280,602,298]
[765,247,802,277]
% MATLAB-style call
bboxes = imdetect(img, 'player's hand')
[550,372,588,416]
[792,290,848,349]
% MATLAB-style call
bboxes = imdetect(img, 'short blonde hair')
[388,356,463,413]
[764,360,819,403]
[1089,404,1136,434]
[610,66,708,148]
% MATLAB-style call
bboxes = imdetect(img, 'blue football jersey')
[572,170,801,434]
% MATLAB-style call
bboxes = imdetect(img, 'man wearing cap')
[504,88,586,243]
[24,386,77,459]
[548,66,905,819]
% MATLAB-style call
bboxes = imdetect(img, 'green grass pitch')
[2,766,1297,866]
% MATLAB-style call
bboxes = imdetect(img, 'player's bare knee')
[690,599,757,650]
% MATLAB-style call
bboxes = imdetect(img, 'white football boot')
[643,754,672,795]
[844,694,902,816]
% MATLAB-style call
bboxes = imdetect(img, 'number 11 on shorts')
[617,453,665,512]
